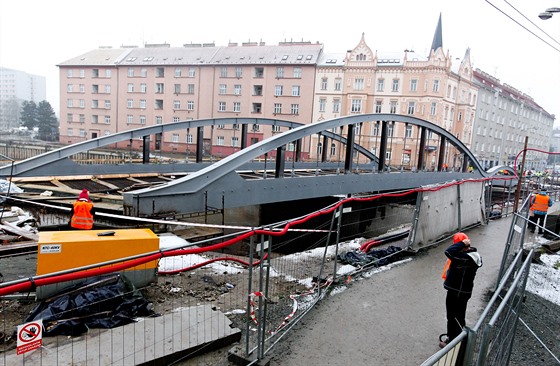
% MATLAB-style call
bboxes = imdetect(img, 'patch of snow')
[525,253,560,306]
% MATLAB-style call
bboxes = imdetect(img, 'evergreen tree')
[20,100,38,130]
[36,101,59,141]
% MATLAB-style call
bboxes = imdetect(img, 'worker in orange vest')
[69,189,95,230]
[528,188,553,235]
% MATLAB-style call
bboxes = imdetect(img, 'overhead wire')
[485,0,560,53]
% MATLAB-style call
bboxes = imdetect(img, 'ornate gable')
[347,33,374,63]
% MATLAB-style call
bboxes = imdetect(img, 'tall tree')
[36,101,59,141]
[20,100,38,130]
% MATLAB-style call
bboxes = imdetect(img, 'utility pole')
[513,136,529,212]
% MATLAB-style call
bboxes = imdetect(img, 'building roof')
[316,52,346,66]
[57,48,133,66]
[59,43,324,67]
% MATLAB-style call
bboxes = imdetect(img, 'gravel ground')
[509,291,560,365]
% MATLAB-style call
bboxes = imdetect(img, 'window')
[79,129,86,137]
[392,79,399,92]
[330,143,336,156]
[67,99,73,108]
[254,67,264,78]
[172,133,179,143]
[104,130,111,136]
[174,84,181,93]
[430,102,437,116]
[232,136,239,147]
[274,103,282,114]
[67,69,73,77]
[104,115,110,124]
[217,136,225,146]
[321,78,328,90]
[220,67,228,77]
[140,68,147,77]
[233,102,241,112]
[67,113,73,122]
[92,84,99,93]
[92,100,99,108]
[140,83,147,93]
[173,117,180,123]
[333,99,340,113]
[375,100,382,113]
[275,85,283,96]
[155,116,162,125]
[67,84,73,92]
[127,115,134,124]
[388,123,394,137]
[410,79,418,92]
[174,100,180,109]
[217,124,225,129]
[407,101,415,115]
[351,99,362,113]
[187,101,194,110]
[319,98,326,112]
[127,83,134,92]
[354,78,364,90]
[105,85,111,93]
[92,115,98,123]
[390,101,397,114]
[127,68,134,77]
[276,67,284,78]
[334,78,341,91]
[156,83,164,93]
[433,80,440,92]
[317,142,322,155]
[67,128,74,136]
[234,84,241,95]
[79,100,85,108]
[140,99,146,109]
[187,84,195,94]
[293,67,301,78]
[272,125,281,132]
[104,100,111,109]
[252,124,260,132]
[156,68,164,77]
[291,104,299,115]
[377,79,384,92]
[79,84,85,93]
[405,125,413,138]
[188,68,196,77]
[219,84,227,94]
[235,67,242,78]
[373,122,380,136]
[252,103,262,113]
[79,114,85,123]
[127,99,133,108]
[187,134,193,143]
[292,85,300,96]
[218,101,226,111]
[155,99,163,109]
[175,68,182,77]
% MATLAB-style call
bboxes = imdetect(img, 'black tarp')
[337,245,406,267]
[25,274,157,337]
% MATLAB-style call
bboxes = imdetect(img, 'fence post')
[406,191,424,250]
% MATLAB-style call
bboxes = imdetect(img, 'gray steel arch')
[123,114,488,217]
[0,117,378,177]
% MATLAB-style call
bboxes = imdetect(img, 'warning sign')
[16,319,43,355]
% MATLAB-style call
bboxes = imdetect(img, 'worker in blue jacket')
[440,232,483,348]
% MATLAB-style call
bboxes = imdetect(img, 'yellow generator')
[36,228,159,299]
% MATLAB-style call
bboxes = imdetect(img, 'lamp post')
[539,7,560,20]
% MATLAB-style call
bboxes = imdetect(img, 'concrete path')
[267,215,514,365]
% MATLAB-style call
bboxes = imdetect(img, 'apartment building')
[0,67,46,131]
[311,21,478,170]
[57,42,321,159]
[472,69,554,171]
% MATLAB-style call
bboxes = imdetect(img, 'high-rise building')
[0,67,46,131]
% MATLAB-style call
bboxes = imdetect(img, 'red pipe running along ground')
[158,253,269,275]
[0,176,515,297]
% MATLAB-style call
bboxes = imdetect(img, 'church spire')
[431,13,443,52]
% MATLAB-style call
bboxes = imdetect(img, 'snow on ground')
[525,253,560,306]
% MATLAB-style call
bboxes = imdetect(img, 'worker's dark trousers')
[446,289,471,341]
[528,213,546,234]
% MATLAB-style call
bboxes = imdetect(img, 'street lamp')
[539,7,560,20]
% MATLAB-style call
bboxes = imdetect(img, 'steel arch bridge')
[0,114,515,217]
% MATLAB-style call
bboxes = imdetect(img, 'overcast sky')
[1,0,558,124]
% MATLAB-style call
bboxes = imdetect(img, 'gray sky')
[1,0,558,124]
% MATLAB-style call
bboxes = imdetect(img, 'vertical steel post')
[513,136,529,212]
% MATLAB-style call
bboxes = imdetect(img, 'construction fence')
[0,176,556,365]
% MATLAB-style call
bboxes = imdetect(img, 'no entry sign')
[16,319,43,355]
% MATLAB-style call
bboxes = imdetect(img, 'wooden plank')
[5,305,241,365]
[0,222,39,241]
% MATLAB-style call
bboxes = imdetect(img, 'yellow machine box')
[37,228,160,276]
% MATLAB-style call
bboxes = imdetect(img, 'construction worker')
[69,189,95,230]
[528,188,553,235]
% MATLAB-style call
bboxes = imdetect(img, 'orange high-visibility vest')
[531,194,550,213]
[70,200,94,229]
[441,259,451,280]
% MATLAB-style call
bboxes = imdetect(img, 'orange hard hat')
[453,232,469,243]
